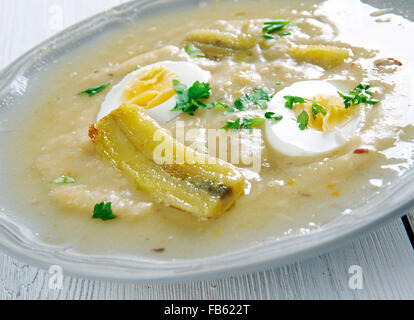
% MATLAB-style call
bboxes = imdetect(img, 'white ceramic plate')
[0,0,413,282]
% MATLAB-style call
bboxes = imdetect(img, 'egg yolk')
[121,65,179,109]
[293,95,355,132]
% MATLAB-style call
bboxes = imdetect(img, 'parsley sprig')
[284,95,327,130]
[338,84,379,109]
[51,176,75,184]
[284,96,307,109]
[171,81,273,116]
[263,19,293,39]
[171,80,211,115]
[225,88,274,114]
[207,101,230,110]
[222,118,241,131]
[222,112,283,131]
[240,117,266,129]
[310,103,327,119]
[79,83,110,97]
[265,112,283,121]
[93,202,116,221]
[185,44,206,58]
[296,111,310,130]
[222,117,265,131]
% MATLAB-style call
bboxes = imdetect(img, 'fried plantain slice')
[89,104,246,219]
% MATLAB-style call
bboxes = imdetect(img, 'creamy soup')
[1,0,414,260]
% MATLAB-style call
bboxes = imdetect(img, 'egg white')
[97,61,211,124]
[265,80,362,157]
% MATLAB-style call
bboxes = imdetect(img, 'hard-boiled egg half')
[265,81,362,157]
[97,61,210,123]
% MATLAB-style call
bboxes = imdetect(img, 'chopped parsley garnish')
[222,117,265,131]
[284,96,306,109]
[222,118,241,131]
[185,43,206,58]
[78,83,110,97]
[250,88,274,106]
[207,101,230,110]
[311,103,327,119]
[265,112,283,121]
[278,31,292,36]
[234,94,252,111]
[283,96,327,130]
[263,19,293,39]
[136,65,141,70]
[338,84,379,109]
[93,202,116,221]
[221,113,283,131]
[227,88,274,113]
[297,111,309,130]
[171,85,273,115]
[284,95,327,117]
[263,34,276,40]
[51,176,75,184]
[241,117,265,129]
[171,80,211,115]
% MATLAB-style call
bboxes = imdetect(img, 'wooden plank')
[0,0,128,68]
[0,0,413,300]
[1,220,413,300]
[407,212,414,233]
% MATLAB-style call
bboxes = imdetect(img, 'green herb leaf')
[250,88,274,103]
[222,118,241,131]
[185,43,206,58]
[284,96,327,129]
[263,34,275,39]
[222,117,267,131]
[311,102,327,120]
[283,96,306,109]
[337,92,353,109]
[255,100,268,110]
[263,19,293,39]
[338,83,379,109]
[278,31,292,36]
[93,202,116,221]
[51,176,76,184]
[171,80,211,115]
[241,117,265,129]
[234,94,251,111]
[79,83,110,97]
[234,88,274,111]
[223,108,236,115]
[188,81,211,100]
[265,112,283,121]
[172,79,187,94]
[297,111,309,130]
[207,101,230,110]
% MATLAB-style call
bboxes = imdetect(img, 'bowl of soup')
[0,0,413,281]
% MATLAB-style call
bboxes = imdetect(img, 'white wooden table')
[1,0,414,300]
